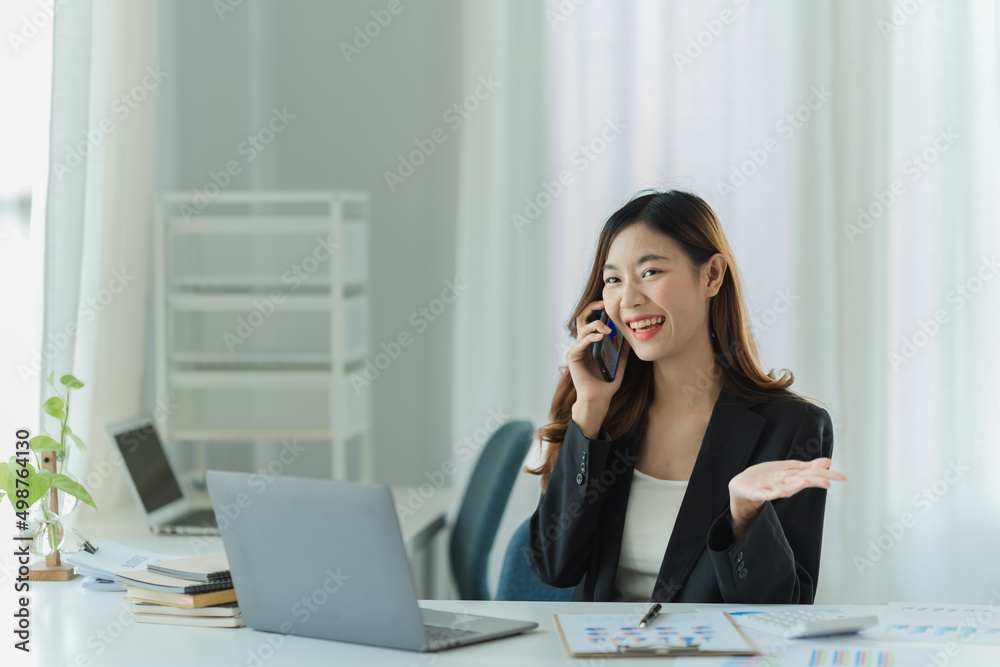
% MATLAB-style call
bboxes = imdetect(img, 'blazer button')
[580,462,587,473]
[736,551,744,563]
[576,473,584,485]
[738,568,748,579]
[582,451,587,461]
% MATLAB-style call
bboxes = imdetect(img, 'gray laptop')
[107,417,218,535]
[205,470,538,652]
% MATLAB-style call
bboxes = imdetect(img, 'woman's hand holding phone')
[566,300,630,439]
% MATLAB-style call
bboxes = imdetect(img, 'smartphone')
[589,309,624,382]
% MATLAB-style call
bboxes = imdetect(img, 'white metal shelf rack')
[152,190,372,481]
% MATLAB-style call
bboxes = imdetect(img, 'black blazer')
[527,387,833,604]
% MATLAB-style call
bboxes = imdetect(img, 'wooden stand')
[28,449,76,582]
[28,563,76,581]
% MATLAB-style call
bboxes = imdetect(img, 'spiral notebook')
[113,569,234,594]
[146,552,231,582]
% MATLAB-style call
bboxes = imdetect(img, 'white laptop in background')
[107,417,218,535]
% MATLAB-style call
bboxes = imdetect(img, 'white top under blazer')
[612,468,689,602]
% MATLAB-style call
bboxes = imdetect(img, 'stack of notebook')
[114,552,243,628]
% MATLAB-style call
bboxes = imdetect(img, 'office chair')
[495,517,575,601]
[449,420,536,600]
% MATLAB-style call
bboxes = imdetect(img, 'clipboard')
[553,610,758,658]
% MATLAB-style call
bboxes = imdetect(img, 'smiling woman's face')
[602,223,716,363]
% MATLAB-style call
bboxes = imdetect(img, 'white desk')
[27,596,1000,666]
[27,490,999,665]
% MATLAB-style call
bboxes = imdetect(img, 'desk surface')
[27,490,998,665]
[27,596,1000,666]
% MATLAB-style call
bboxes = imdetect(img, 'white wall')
[156,0,464,486]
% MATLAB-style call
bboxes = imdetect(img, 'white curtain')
[455,0,1000,602]
[42,0,160,523]
[856,0,1000,604]
[450,0,558,597]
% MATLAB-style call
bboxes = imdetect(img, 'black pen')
[637,603,662,629]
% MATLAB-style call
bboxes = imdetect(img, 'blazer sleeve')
[527,419,620,588]
[705,405,834,604]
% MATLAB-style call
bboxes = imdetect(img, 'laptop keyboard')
[167,509,218,527]
[424,624,482,647]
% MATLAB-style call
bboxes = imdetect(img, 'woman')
[526,190,845,604]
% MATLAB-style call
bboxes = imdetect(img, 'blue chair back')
[449,420,536,600]
[495,517,575,601]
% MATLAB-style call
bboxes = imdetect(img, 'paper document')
[65,538,176,589]
[863,602,1000,645]
[555,611,755,655]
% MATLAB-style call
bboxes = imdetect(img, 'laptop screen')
[114,423,183,513]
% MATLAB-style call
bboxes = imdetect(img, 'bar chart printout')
[672,646,927,666]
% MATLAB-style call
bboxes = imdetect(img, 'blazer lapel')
[653,387,765,601]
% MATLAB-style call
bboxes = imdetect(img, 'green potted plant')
[0,373,97,580]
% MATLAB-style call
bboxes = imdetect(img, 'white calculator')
[732,606,879,639]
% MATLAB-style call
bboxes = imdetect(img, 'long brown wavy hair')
[528,190,802,492]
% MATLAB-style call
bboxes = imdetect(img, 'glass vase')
[24,506,66,557]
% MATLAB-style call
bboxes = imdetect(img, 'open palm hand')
[728,458,846,539]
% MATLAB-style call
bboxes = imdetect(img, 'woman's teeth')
[629,317,665,333]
